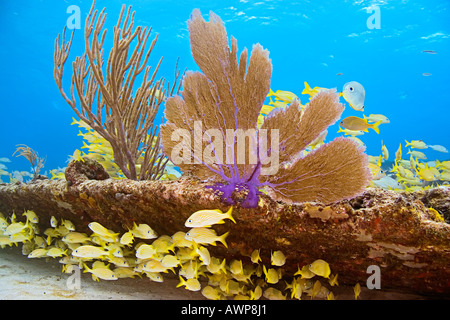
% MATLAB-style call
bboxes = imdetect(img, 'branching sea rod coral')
[161,10,371,208]
[54,1,180,180]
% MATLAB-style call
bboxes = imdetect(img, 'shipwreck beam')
[0,170,449,295]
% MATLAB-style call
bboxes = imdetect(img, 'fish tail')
[302,81,311,95]
[220,258,227,274]
[226,206,236,224]
[176,275,185,288]
[267,88,275,97]
[405,140,411,147]
[219,231,229,248]
[371,120,382,134]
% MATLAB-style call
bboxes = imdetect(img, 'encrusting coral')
[161,10,371,208]
[53,0,181,181]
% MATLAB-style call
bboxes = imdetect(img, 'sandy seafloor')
[0,246,429,300]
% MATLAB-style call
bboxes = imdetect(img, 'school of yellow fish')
[262,82,449,192]
[0,207,359,300]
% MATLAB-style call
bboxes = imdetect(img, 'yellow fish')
[309,259,331,278]
[171,231,193,248]
[185,228,229,248]
[417,167,440,181]
[120,231,134,246]
[250,285,263,300]
[201,285,222,300]
[145,271,163,282]
[135,244,157,259]
[22,210,39,224]
[368,163,385,180]
[407,150,427,160]
[395,143,402,162]
[263,287,286,300]
[185,207,235,228]
[177,276,201,291]
[267,89,299,103]
[142,260,173,273]
[342,81,365,111]
[302,82,328,98]
[131,223,158,240]
[250,249,261,264]
[62,219,76,231]
[88,222,119,241]
[230,259,244,275]
[294,265,315,279]
[363,114,390,124]
[354,282,361,300]
[271,250,286,266]
[161,255,181,268]
[262,265,279,284]
[46,247,67,258]
[152,235,175,254]
[72,245,109,258]
[381,142,389,160]
[328,273,339,286]
[309,280,322,299]
[337,127,365,136]
[405,140,428,149]
[436,160,450,170]
[28,248,48,258]
[193,243,211,266]
[83,263,117,281]
[206,257,226,274]
[340,116,382,134]
[62,232,90,244]
[4,220,29,236]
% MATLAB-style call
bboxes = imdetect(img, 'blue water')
[1,0,449,176]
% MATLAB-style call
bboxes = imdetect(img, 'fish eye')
[188,219,192,223]
[349,87,354,92]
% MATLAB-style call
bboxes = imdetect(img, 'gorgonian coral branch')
[54,0,180,181]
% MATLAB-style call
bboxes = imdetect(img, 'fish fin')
[176,275,185,288]
[371,120,382,134]
[219,231,229,248]
[302,81,311,95]
[338,92,343,97]
[226,206,236,224]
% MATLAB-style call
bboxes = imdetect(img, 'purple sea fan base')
[206,180,263,209]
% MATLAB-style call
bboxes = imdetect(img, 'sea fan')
[161,10,371,208]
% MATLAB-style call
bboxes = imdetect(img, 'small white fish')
[342,81,365,111]
[428,145,448,153]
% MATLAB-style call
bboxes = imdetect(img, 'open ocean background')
[1,0,449,176]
